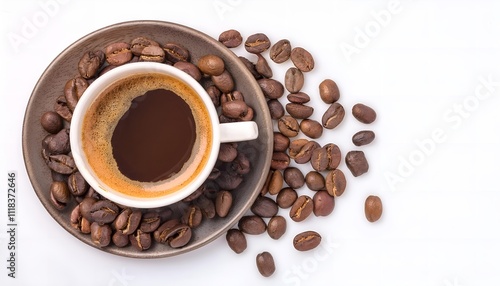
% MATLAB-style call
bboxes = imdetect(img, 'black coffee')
[111,89,196,182]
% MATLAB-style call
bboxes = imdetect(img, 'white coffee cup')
[70,62,258,209]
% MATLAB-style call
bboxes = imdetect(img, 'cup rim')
[70,62,221,209]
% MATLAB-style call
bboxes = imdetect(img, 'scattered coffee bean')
[276,187,298,209]
[271,152,290,170]
[267,99,285,119]
[365,195,383,222]
[325,169,347,197]
[50,181,71,207]
[90,222,112,247]
[313,191,335,217]
[182,205,203,228]
[140,45,165,62]
[256,54,273,78]
[130,36,160,56]
[64,76,88,111]
[290,195,314,222]
[258,78,284,99]
[163,42,190,63]
[197,54,225,76]
[300,119,323,139]
[322,102,345,129]
[174,61,202,81]
[251,196,278,218]
[105,42,132,66]
[40,111,63,134]
[219,29,243,48]
[166,223,192,248]
[319,79,340,104]
[278,115,299,137]
[78,50,105,79]
[129,229,152,251]
[238,215,267,235]
[267,216,286,240]
[245,33,271,54]
[352,130,375,146]
[212,70,235,93]
[256,251,276,277]
[269,39,291,63]
[68,171,89,196]
[352,103,377,124]
[345,150,369,177]
[112,232,129,248]
[290,140,320,164]
[305,171,325,191]
[287,92,310,104]
[215,190,233,218]
[42,128,70,155]
[239,56,261,79]
[285,103,314,119]
[113,208,142,235]
[293,230,321,251]
[139,212,161,233]
[290,47,314,72]
[226,229,247,254]
[268,170,284,195]
[283,167,305,189]
[285,67,304,93]
[273,132,290,152]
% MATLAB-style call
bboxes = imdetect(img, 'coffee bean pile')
[39,36,259,251]
[217,30,383,277]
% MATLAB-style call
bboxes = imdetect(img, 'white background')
[1,0,500,285]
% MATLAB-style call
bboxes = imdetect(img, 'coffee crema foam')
[82,73,212,199]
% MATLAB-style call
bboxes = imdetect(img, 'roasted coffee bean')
[42,128,70,155]
[196,195,216,219]
[245,33,271,54]
[268,170,283,195]
[273,132,290,152]
[46,154,77,174]
[285,67,304,93]
[267,99,285,119]
[163,42,190,63]
[325,169,347,197]
[258,78,284,99]
[174,61,202,81]
[139,212,161,233]
[290,195,314,222]
[215,190,233,218]
[313,191,335,217]
[287,138,308,159]
[291,140,320,164]
[153,219,179,243]
[215,171,243,190]
[286,103,314,119]
[256,252,275,277]
[239,56,261,79]
[260,170,273,196]
[212,70,235,93]
[139,45,165,62]
[271,152,290,170]
[345,150,369,177]
[305,171,325,191]
[284,167,305,189]
[324,143,341,170]
[352,130,375,146]
[40,111,63,134]
[238,215,266,235]
[251,196,278,218]
[129,230,152,251]
[226,229,247,254]
[78,50,105,79]
[50,181,70,207]
[206,85,221,106]
[198,54,225,76]
[182,205,203,228]
[290,47,314,72]
[54,95,72,122]
[293,231,321,251]
[365,195,383,222]
[300,119,323,139]
[352,103,377,124]
[231,152,251,175]
[219,29,243,48]
[278,115,299,137]
[64,76,88,111]
[220,90,244,104]
[319,79,340,104]
[90,222,112,247]
[113,208,142,235]
[68,171,89,196]
[256,53,273,78]
[267,216,286,240]
[70,205,91,233]
[130,36,160,56]
[167,223,192,248]
[105,42,132,66]
[322,102,345,129]
[90,200,119,224]
[79,197,97,222]
[287,92,310,104]
[49,188,65,210]
[276,187,298,209]
[222,100,249,119]
[310,147,328,172]
[270,39,291,63]
[112,232,129,248]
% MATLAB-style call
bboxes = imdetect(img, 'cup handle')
[219,121,259,143]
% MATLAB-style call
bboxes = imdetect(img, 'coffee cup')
[70,62,258,208]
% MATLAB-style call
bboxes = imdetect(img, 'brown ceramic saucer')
[22,20,272,258]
